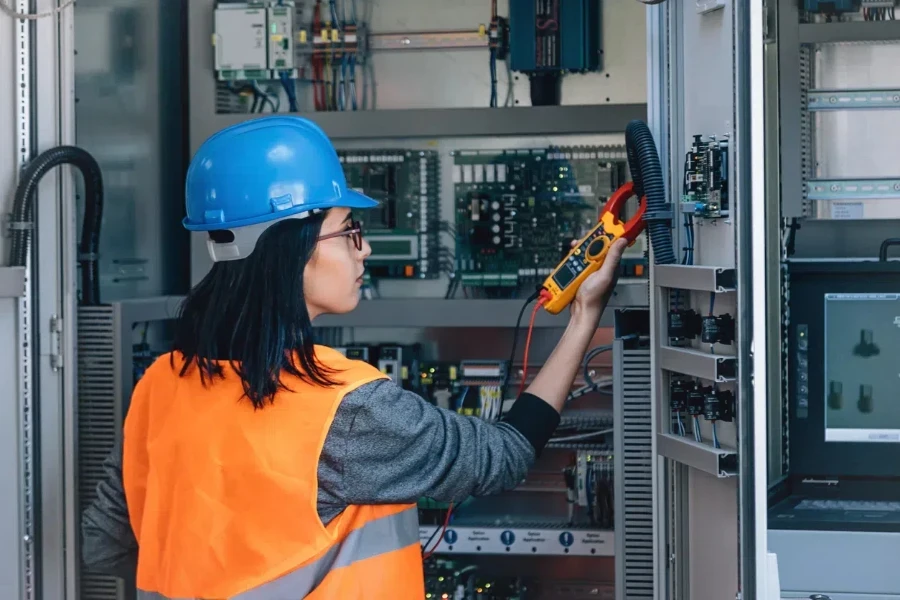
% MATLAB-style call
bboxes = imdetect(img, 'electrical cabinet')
[20,0,900,599]
[645,2,767,599]
[767,2,900,599]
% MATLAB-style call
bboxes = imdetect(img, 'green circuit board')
[339,149,440,279]
[453,146,644,290]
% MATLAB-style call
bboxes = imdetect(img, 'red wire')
[422,502,454,560]
[518,297,547,397]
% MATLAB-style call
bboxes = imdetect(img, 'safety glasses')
[317,219,364,251]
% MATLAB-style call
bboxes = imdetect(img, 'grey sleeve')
[80,443,138,578]
[317,379,537,510]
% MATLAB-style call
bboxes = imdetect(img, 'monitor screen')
[824,292,900,443]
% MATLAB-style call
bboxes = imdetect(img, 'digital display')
[368,239,413,257]
[824,292,900,443]
[552,264,577,289]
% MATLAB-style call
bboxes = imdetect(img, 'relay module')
[681,135,729,218]
[453,146,646,293]
[338,150,441,279]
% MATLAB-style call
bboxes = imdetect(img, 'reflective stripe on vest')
[135,506,419,600]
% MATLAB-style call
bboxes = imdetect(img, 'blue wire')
[489,49,498,107]
[712,422,720,449]
[330,0,339,27]
[279,71,298,112]
[349,54,358,110]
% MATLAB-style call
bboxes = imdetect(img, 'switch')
[586,237,607,259]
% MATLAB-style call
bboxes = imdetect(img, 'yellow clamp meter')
[540,181,648,315]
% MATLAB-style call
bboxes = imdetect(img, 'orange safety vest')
[122,346,424,599]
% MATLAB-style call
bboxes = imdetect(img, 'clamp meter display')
[541,181,647,315]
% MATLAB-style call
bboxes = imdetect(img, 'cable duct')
[9,146,105,305]
[625,120,675,265]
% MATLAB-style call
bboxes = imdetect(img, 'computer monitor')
[788,261,900,478]
[824,292,900,443]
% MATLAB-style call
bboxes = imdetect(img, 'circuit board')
[338,149,440,279]
[682,135,729,218]
[453,146,645,290]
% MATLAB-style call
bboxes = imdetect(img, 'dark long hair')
[172,214,338,409]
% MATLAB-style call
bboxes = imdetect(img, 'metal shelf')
[419,525,614,556]
[315,280,648,328]
[656,433,737,478]
[808,89,900,111]
[107,284,645,331]
[658,346,736,382]
[200,103,647,142]
[0,267,26,298]
[798,20,900,44]
[654,265,736,293]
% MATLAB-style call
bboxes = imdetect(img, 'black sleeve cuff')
[502,393,561,456]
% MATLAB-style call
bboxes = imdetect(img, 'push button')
[586,237,607,259]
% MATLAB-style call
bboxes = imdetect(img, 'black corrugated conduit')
[625,120,676,265]
[9,146,104,305]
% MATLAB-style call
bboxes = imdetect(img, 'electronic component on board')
[701,314,735,345]
[682,134,729,218]
[454,146,647,292]
[339,150,440,279]
[687,384,707,418]
[704,389,734,422]
[670,379,689,413]
[668,308,702,339]
[541,181,647,314]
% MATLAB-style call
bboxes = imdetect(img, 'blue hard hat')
[184,116,377,232]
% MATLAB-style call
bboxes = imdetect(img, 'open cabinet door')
[644,1,770,598]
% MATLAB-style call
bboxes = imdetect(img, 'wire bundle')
[863,5,895,20]
[310,0,364,111]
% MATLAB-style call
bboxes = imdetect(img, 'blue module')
[803,0,858,13]
[508,0,602,74]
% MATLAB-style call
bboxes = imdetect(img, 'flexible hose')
[625,120,676,265]
[9,146,104,305]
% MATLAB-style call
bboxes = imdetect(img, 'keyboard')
[795,499,900,512]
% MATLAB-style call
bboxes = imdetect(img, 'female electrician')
[81,116,628,599]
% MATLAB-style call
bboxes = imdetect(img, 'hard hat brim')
[183,190,380,231]
[342,188,381,211]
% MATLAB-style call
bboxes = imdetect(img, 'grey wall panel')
[688,472,740,600]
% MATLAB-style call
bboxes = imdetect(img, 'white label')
[830,201,864,220]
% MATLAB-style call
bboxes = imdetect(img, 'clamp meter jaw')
[540,181,647,315]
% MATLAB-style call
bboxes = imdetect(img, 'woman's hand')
[569,238,628,326]
[525,237,630,414]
